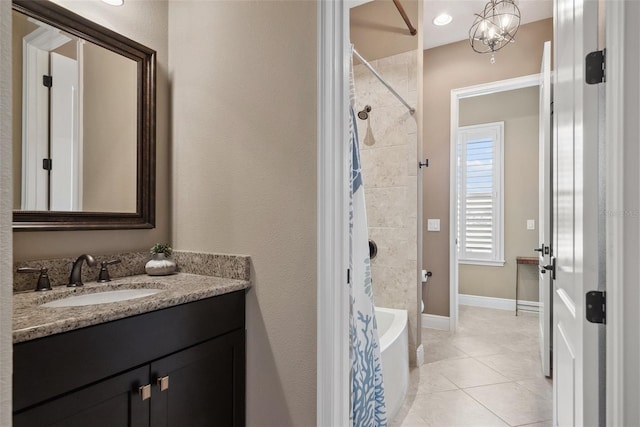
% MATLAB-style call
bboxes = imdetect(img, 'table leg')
[515,262,519,316]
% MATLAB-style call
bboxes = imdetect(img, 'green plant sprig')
[150,243,172,257]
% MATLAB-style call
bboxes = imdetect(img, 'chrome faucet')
[68,254,97,287]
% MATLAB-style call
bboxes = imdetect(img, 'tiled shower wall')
[354,50,418,364]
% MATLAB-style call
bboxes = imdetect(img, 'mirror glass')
[13,10,137,213]
[12,0,155,230]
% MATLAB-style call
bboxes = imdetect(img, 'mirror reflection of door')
[12,10,138,214]
[19,16,80,211]
[49,51,81,211]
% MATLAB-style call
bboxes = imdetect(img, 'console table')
[515,256,540,316]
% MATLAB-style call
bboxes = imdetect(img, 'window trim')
[456,121,505,266]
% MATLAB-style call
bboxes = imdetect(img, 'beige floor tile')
[422,328,455,343]
[410,390,509,427]
[516,378,553,401]
[476,351,544,381]
[389,415,427,427]
[391,410,427,427]
[429,357,510,389]
[412,307,552,427]
[518,421,552,427]
[474,330,534,346]
[391,394,427,426]
[502,338,542,354]
[407,365,458,395]
[450,336,510,357]
[423,341,468,363]
[464,382,552,426]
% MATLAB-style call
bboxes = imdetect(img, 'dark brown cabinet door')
[13,366,150,427]
[150,330,245,427]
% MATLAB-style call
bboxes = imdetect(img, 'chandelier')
[469,0,521,57]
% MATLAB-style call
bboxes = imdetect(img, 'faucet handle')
[98,259,122,283]
[17,267,52,292]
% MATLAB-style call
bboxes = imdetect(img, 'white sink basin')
[42,289,163,308]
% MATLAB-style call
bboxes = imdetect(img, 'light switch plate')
[427,219,440,232]
[527,219,535,230]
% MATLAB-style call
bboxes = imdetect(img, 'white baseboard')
[458,293,540,311]
[421,313,450,331]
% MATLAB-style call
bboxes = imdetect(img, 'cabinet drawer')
[14,290,245,412]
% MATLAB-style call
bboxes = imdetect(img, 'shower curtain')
[349,50,387,427]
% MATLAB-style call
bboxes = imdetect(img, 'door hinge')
[347,269,350,284]
[418,159,429,169]
[585,49,605,85]
[586,291,606,324]
[42,75,52,88]
[42,158,52,171]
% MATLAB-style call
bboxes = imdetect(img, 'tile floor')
[392,305,552,427]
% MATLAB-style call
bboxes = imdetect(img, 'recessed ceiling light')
[433,13,453,26]
[101,0,124,6]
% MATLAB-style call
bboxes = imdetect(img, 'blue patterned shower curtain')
[349,50,387,427]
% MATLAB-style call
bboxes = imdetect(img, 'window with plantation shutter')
[457,122,504,266]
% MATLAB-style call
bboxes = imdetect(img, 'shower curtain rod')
[393,0,417,36]
[352,48,416,115]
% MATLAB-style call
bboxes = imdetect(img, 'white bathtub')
[375,307,409,421]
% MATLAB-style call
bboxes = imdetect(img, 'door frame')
[317,0,628,424]
[448,73,542,331]
[605,0,628,424]
[317,1,350,426]
[538,40,553,378]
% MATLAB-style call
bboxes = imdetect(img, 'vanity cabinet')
[13,290,246,427]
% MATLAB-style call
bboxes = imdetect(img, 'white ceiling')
[423,0,552,49]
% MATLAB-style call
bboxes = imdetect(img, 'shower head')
[357,105,372,120]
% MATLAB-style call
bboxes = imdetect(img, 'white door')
[49,52,80,211]
[553,0,601,425]
[21,45,50,211]
[538,40,552,378]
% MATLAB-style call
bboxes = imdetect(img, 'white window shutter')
[457,122,504,265]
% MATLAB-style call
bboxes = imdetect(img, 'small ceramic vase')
[145,253,176,276]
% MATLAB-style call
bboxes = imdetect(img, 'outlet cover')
[527,219,535,230]
[427,219,440,232]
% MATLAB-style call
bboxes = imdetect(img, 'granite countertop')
[13,273,250,344]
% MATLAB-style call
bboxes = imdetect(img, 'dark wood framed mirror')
[12,0,155,231]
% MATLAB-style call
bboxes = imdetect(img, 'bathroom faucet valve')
[98,259,122,282]
[17,267,52,292]
[68,254,97,287]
